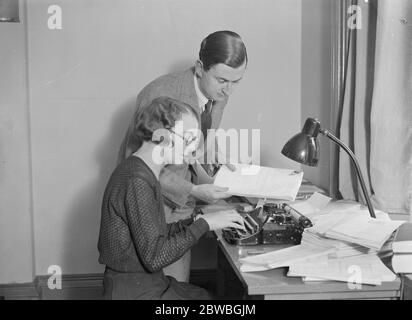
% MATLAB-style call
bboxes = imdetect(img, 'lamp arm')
[320,129,376,218]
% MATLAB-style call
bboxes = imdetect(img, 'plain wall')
[301,0,332,190]
[0,0,331,283]
[0,5,34,283]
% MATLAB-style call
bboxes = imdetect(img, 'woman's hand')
[199,209,246,232]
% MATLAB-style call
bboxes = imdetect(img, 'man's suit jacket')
[118,67,228,208]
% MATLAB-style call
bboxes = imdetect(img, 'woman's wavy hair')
[128,96,197,150]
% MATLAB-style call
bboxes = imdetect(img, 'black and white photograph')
[0,0,411,304]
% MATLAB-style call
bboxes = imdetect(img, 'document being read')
[214,164,303,201]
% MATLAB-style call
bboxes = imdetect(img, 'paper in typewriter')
[214,164,303,201]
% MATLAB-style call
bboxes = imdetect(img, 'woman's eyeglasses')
[167,128,197,147]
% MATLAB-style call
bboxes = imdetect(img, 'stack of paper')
[287,192,332,218]
[308,209,404,251]
[238,197,402,285]
[214,164,303,201]
[239,244,335,272]
[287,254,397,285]
[286,195,377,258]
[240,242,397,285]
[301,231,374,258]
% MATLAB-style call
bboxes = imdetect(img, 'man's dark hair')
[199,30,247,71]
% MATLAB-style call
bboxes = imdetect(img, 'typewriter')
[222,203,313,246]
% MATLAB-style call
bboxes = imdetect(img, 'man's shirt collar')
[193,75,209,112]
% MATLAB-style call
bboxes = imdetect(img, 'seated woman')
[97,96,245,300]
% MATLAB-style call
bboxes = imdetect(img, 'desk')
[215,230,402,300]
[403,274,412,300]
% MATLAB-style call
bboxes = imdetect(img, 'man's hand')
[190,184,230,203]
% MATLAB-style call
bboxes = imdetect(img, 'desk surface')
[404,274,412,300]
[215,229,401,300]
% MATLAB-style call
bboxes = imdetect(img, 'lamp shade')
[281,118,320,167]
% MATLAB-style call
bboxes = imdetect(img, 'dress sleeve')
[159,165,194,209]
[124,177,209,273]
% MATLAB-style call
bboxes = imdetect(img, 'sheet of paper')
[301,230,373,258]
[308,210,355,235]
[288,192,332,218]
[288,254,396,285]
[326,215,404,250]
[298,181,326,193]
[214,164,303,201]
[302,277,334,282]
[239,244,335,272]
[240,263,271,272]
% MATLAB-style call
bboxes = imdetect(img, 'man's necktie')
[200,100,216,176]
[188,100,214,181]
[201,99,213,140]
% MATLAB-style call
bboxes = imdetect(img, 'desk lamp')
[281,118,376,218]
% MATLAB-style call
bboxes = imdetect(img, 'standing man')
[118,30,247,281]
